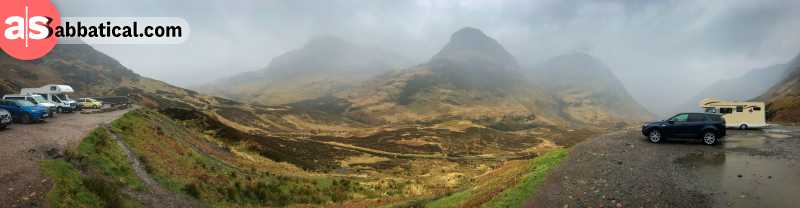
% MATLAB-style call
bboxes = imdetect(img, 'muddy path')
[0,110,130,207]
[526,126,800,208]
[103,126,203,208]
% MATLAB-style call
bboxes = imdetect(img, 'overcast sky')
[54,0,800,115]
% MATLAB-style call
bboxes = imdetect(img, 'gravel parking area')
[526,126,800,208]
[0,109,129,207]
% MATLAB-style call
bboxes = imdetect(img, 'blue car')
[0,99,48,123]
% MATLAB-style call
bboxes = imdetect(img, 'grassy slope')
[40,129,143,208]
[425,148,569,208]
[108,109,363,207]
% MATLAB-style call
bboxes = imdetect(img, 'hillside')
[196,36,409,105]
[758,52,800,122]
[1,44,141,97]
[526,53,653,125]
[328,27,568,129]
[675,63,789,113]
[0,45,367,135]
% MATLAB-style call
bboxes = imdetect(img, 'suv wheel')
[739,124,748,130]
[703,132,717,145]
[20,113,31,124]
[648,130,662,143]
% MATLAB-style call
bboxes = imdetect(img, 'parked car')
[0,109,11,129]
[641,113,726,145]
[21,84,79,113]
[3,94,56,118]
[0,99,48,123]
[78,98,103,109]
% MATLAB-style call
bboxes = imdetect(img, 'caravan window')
[753,106,762,111]
[720,108,733,114]
[736,106,744,112]
[704,107,717,113]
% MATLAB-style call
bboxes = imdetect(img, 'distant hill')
[757,52,800,122]
[675,63,789,113]
[195,36,409,105]
[525,53,653,125]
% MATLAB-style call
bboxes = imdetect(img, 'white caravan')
[699,98,766,129]
[20,84,79,113]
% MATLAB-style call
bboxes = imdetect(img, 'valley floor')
[527,126,800,208]
[0,109,130,207]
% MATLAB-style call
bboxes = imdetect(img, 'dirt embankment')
[0,110,129,207]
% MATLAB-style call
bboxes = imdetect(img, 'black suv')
[641,113,726,145]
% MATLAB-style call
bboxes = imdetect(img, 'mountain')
[430,27,519,71]
[758,52,800,122]
[320,28,571,129]
[196,36,409,105]
[526,53,653,125]
[675,63,790,113]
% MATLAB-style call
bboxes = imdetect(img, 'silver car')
[0,109,11,129]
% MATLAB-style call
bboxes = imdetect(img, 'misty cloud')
[53,0,800,115]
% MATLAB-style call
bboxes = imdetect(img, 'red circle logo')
[0,0,60,60]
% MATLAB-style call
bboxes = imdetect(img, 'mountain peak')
[430,27,519,70]
[450,27,489,42]
[303,36,351,51]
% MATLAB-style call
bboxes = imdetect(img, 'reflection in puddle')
[677,152,800,207]
[723,135,766,149]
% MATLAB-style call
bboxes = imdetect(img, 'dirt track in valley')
[526,126,800,208]
[0,110,128,207]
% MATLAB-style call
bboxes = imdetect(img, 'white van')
[21,85,79,113]
[3,94,56,118]
[699,98,766,129]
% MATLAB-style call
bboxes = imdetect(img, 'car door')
[0,101,20,118]
[666,113,690,137]
[685,113,706,137]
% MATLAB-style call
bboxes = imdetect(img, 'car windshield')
[14,100,35,107]
[56,94,71,101]
[31,95,48,104]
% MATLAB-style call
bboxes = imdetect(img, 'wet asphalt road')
[526,125,800,208]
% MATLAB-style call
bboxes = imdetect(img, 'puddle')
[677,152,800,207]
[722,136,766,149]
[764,133,792,139]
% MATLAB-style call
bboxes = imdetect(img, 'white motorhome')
[699,98,766,129]
[21,84,79,113]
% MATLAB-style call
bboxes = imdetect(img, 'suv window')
[688,114,705,122]
[670,114,689,122]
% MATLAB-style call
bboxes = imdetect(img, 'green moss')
[108,108,364,207]
[40,160,104,208]
[425,189,473,208]
[40,129,144,208]
[76,129,144,190]
[482,148,568,208]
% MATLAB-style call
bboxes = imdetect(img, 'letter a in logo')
[0,0,60,60]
